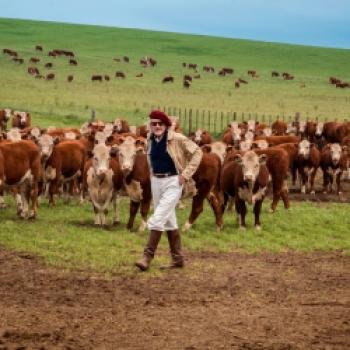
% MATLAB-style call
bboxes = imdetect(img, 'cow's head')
[315,122,324,137]
[329,143,343,166]
[115,136,144,175]
[239,139,253,152]
[38,134,57,160]
[194,129,203,144]
[262,127,272,137]
[299,121,307,133]
[94,131,107,145]
[247,120,255,132]
[229,121,238,130]
[3,109,11,121]
[231,127,242,142]
[64,132,77,140]
[17,111,28,127]
[298,140,314,159]
[234,151,267,184]
[244,130,255,141]
[114,118,123,132]
[286,123,297,134]
[92,144,112,180]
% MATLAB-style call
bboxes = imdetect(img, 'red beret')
[149,110,172,127]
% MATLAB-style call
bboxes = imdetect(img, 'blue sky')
[1,0,349,48]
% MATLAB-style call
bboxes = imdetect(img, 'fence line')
[150,105,337,136]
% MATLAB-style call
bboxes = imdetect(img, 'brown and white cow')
[37,135,86,205]
[84,144,123,225]
[271,120,288,135]
[0,140,41,218]
[12,111,31,129]
[114,136,151,231]
[190,129,212,146]
[0,109,11,131]
[221,150,269,230]
[320,144,348,194]
[113,118,130,133]
[296,140,320,194]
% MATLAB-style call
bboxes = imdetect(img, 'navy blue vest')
[150,131,177,175]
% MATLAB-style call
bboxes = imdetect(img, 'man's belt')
[153,173,177,178]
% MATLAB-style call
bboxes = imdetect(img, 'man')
[135,110,203,271]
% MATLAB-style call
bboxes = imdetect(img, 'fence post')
[208,110,211,132]
[221,112,224,133]
[233,111,237,121]
[202,110,205,129]
[226,112,229,127]
[214,111,217,134]
[195,109,199,130]
[188,109,193,136]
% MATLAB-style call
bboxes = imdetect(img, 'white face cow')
[235,151,267,184]
[231,127,242,142]
[299,121,307,133]
[262,127,272,137]
[114,118,123,132]
[7,128,22,141]
[315,122,324,137]
[247,120,256,132]
[64,132,77,140]
[286,123,297,135]
[239,139,253,152]
[38,134,55,160]
[3,108,11,121]
[244,130,255,141]
[329,143,343,166]
[298,139,313,159]
[92,144,111,179]
[229,121,238,130]
[194,129,203,143]
[15,111,28,127]
[115,136,144,175]
[94,131,107,145]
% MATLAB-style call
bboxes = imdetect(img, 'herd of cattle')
[4,46,349,91]
[1,107,350,231]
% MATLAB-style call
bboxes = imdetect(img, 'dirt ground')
[0,247,349,350]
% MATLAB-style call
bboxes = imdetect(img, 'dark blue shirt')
[150,131,177,175]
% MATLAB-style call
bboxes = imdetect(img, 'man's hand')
[179,174,185,186]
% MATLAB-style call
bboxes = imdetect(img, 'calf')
[46,73,55,80]
[115,136,151,231]
[12,111,31,129]
[0,141,40,218]
[297,140,320,194]
[320,144,347,194]
[221,151,269,230]
[91,75,103,82]
[85,144,123,225]
[114,118,130,133]
[115,71,126,79]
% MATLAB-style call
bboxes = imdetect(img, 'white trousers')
[147,175,183,231]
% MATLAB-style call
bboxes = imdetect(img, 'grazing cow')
[329,77,341,85]
[320,144,348,194]
[12,111,31,130]
[114,136,151,231]
[104,75,110,81]
[234,80,240,88]
[183,80,191,88]
[221,151,269,230]
[69,59,78,65]
[67,75,74,82]
[12,58,24,64]
[162,76,174,83]
[28,67,40,75]
[38,136,86,205]
[190,129,212,146]
[0,109,11,131]
[184,75,192,82]
[46,73,55,80]
[3,49,18,57]
[223,68,234,74]
[123,56,129,62]
[45,62,53,68]
[91,75,103,82]
[35,45,43,51]
[48,51,56,57]
[115,71,126,79]
[248,70,256,76]
[113,57,121,62]
[0,141,41,218]
[149,57,157,66]
[218,69,226,76]
[271,120,288,135]
[30,57,40,63]
[136,73,144,77]
[193,73,201,79]
[188,63,197,69]
[297,140,320,194]
[84,144,123,225]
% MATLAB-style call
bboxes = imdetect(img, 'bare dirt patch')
[0,248,349,349]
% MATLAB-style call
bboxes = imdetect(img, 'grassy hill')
[0,17,350,129]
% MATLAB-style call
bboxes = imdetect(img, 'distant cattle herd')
[2,45,349,90]
[1,107,350,231]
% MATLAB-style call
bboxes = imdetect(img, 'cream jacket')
[147,130,203,181]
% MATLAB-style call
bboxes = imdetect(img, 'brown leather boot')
[161,229,184,269]
[135,230,162,271]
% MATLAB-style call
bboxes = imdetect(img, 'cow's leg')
[49,180,58,206]
[93,205,101,225]
[336,170,342,194]
[270,176,285,212]
[207,191,223,232]
[291,165,297,187]
[0,188,6,209]
[328,172,334,193]
[253,199,263,230]
[127,200,140,230]
[112,195,120,225]
[138,198,151,232]
[29,181,38,219]
[20,183,30,218]
[235,197,247,229]
[299,167,307,194]
[322,168,328,193]
[183,188,207,231]
[102,208,108,226]
[309,167,318,195]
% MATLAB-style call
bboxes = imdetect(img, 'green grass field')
[1,17,350,130]
[1,18,349,273]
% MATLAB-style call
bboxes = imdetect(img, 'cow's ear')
[342,145,348,152]
[87,150,93,159]
[234,154,242,163]
[201,145,211,153]
[106,135,114,144]
[53,136,60,145]
[259,154,267,164]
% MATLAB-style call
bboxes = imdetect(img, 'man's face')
[150,119,166,138]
